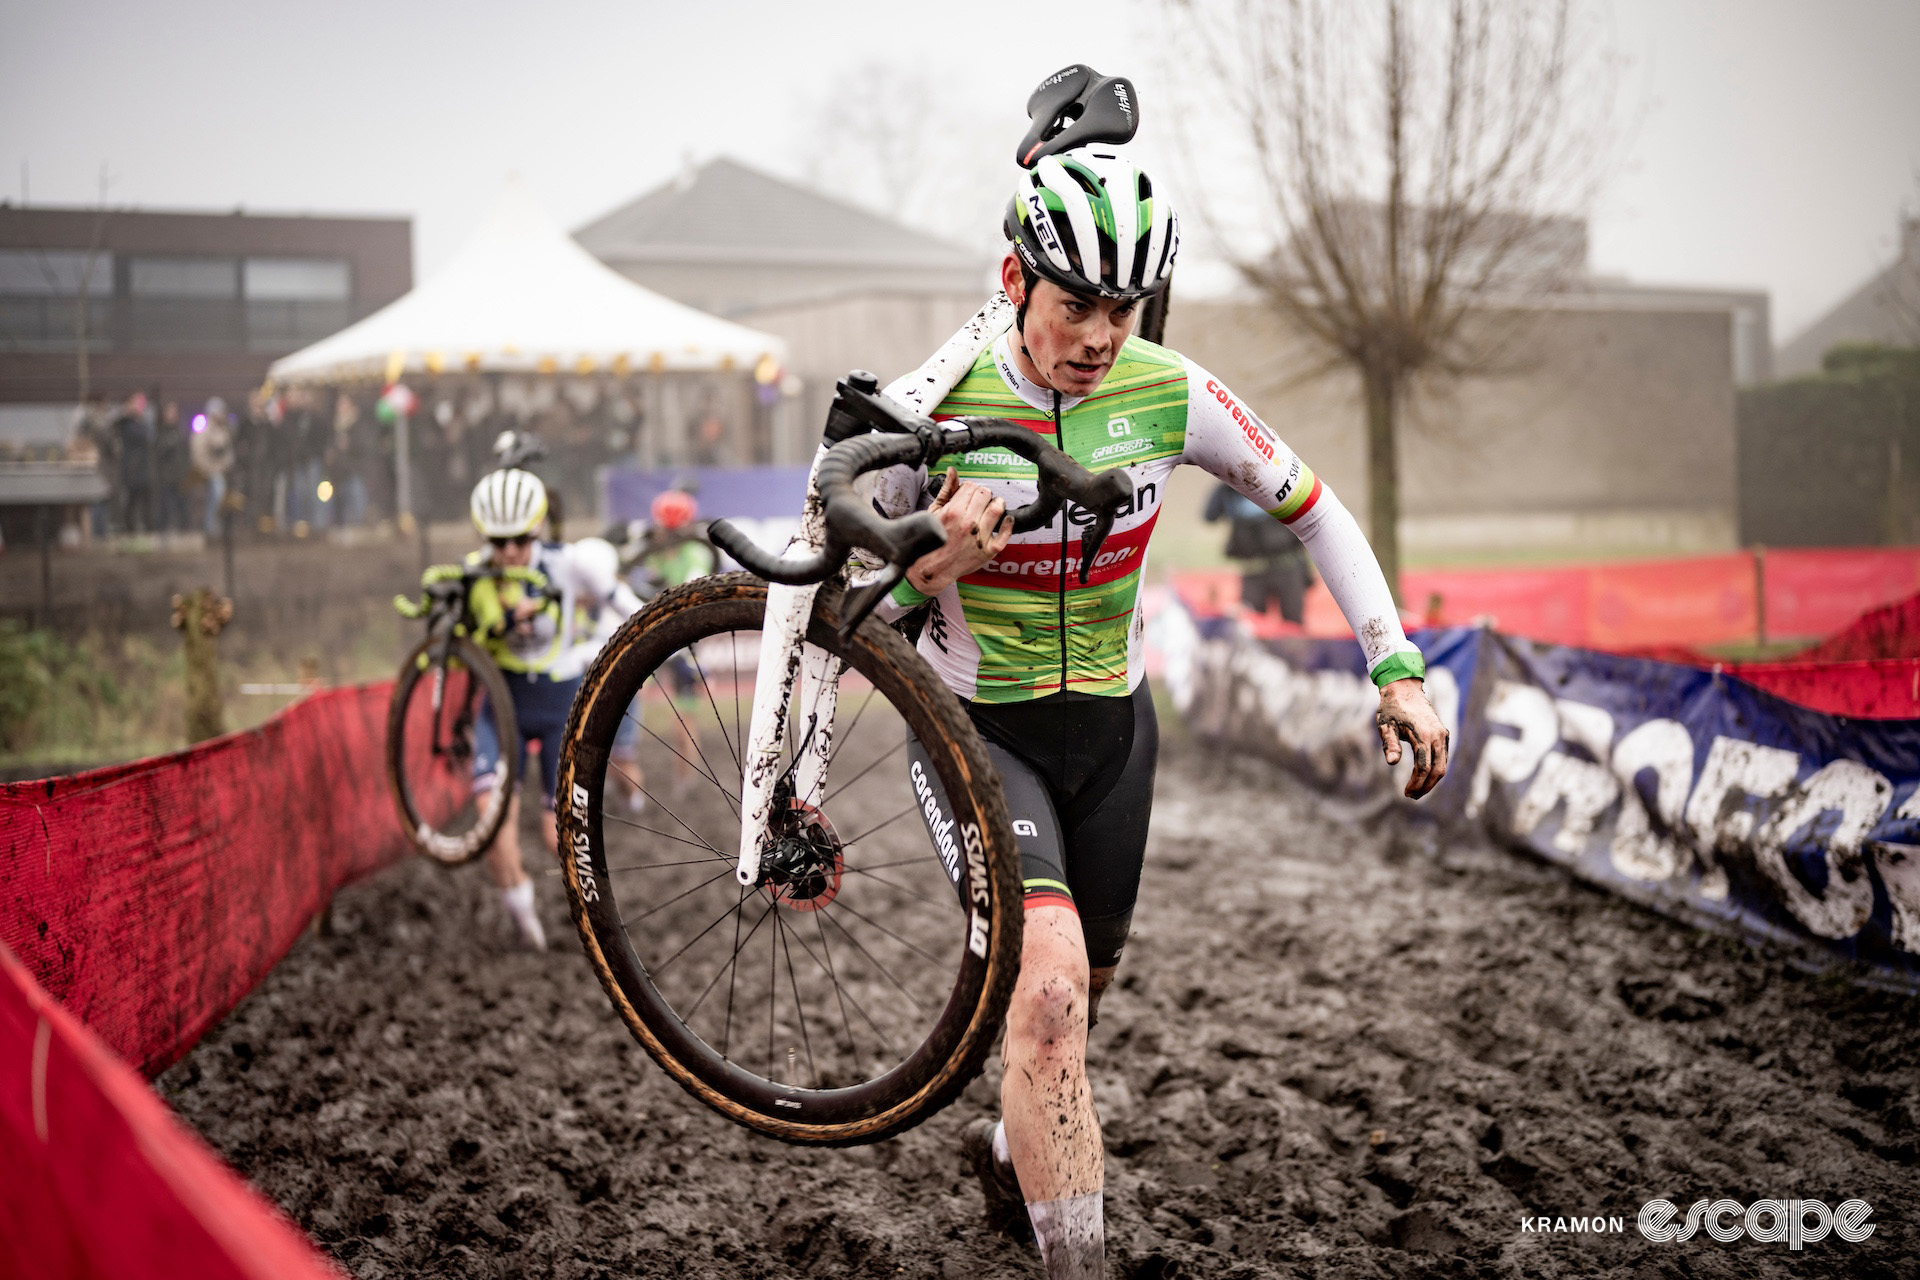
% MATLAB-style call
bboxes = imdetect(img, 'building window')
[130,256,240,298]
[244,257,351,301]
[0,251,114,349]
[0,249,114,296]
[127,257,242,348]
[242,257,353,353]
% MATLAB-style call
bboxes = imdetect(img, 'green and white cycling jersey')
[871,330,1424,704]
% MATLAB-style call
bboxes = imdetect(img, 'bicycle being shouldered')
[550,294,1136,1145]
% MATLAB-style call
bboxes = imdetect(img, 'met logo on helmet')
[1025,192,1063,256]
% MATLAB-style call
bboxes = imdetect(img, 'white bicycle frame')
[730,295,1015,887]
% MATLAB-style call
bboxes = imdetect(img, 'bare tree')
[1874,178,1920,347]
[796,61,1016,254]
[0,165,117,401]
[1164,0,1610,596]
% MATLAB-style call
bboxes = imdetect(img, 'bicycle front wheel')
[386,635,519,866]
[556,574,1021,1145]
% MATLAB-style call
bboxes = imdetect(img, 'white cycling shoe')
[500,878,547,951]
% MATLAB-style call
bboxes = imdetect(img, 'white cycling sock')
[1026,1191,1103,1280]
[500,877,546,951]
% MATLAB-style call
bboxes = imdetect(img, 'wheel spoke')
[813,910,859,1065]
[645,670,739,814]
[690,640,743,780]
[621,867,735,929]
[826,897,949,969]
[823,737,906,805]
[716,899,775,1056]
[780,912,894,1056]
[606,853,734,874]
[825,686,877,776]
[601,811,732,860]
[651,885,753,979]
[836,864,942,905]
[838,804,918,850]
[775,909,818,1086]
[608,759,725,858]
[819,908,929,1016]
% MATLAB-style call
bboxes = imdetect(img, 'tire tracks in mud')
[163,745,1917,1278]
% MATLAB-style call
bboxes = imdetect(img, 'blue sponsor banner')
[603,464,811,524]
[1472,633,1920,984]
[1162,608,1480,803]
[1164,602,1920,984]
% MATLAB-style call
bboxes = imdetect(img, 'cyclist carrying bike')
[467,467,640,949]
[868,148,1451,1278]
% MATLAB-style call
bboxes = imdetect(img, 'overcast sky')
[3,0,1916,339]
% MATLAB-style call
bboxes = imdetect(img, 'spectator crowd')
[58,377,695,543]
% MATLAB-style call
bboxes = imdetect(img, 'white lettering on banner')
[1467,682,1558,818]
[1608,719,1695,881]
[1177,634,1460,793]
[1514,753,1620,854]
[1171,626,1920,958]
[1751,759,1893,938]
[1683,738,1800,900]
[1511,700,1620,853]
[1876,789,1920,951]
[1463,687,1911,949]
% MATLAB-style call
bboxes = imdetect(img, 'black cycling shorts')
[907,680,1158,970]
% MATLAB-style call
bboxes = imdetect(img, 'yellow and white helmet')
[470,468,548,539]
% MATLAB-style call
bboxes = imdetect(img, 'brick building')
[0,204,410,409]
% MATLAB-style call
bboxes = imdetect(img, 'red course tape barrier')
[0,683,411,1077]
[0,940,345,1279]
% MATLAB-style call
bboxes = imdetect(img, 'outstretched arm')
[1181,358,1449,797]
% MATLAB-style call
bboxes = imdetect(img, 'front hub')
[759,799,845,911]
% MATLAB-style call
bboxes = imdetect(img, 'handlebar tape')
[707,385,1137,627]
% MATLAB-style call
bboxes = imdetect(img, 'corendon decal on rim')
[1206,377,1275,462]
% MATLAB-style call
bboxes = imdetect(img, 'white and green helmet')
[1006,146,1179,301]
[470,468,548,538]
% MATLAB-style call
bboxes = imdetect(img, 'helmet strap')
[1014,263,1037,356]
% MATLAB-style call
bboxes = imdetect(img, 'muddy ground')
[163,743,1918,1279]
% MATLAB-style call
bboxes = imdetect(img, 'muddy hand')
[1376,678,1449,800]
[906,467,1012,597]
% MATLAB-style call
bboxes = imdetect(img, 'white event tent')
[269,178,784,385]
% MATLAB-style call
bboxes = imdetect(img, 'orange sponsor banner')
[1168,547,1916,653]
[1585,552,1758,650]
[1764,547,1920,640]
